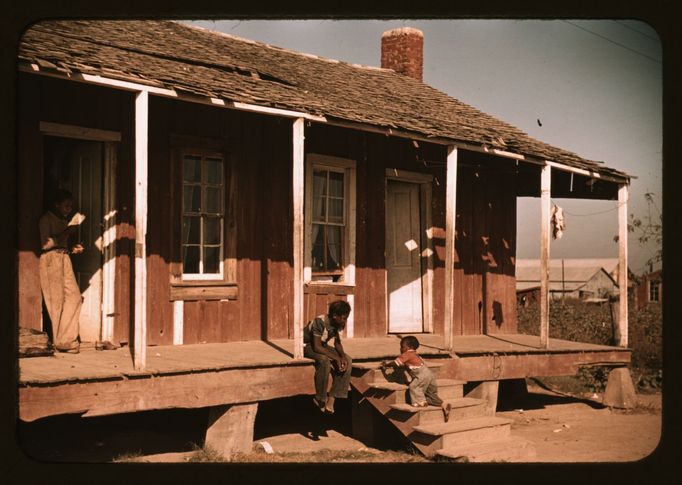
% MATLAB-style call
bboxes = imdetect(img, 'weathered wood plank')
[19,365,314,422]
[444,146,458,349]
[439,349,630,382]
[540,164,551,348]
[617,184,629,347]
[133,89,149,370]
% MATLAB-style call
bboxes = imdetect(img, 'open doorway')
[42,134,116,344]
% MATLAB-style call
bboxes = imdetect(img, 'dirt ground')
[116,384,662,464]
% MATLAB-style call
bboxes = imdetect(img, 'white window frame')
[304,153,356,286]
[648,279,660,302]
[181,153,225,281]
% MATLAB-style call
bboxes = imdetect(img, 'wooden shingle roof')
[18,20,630,181]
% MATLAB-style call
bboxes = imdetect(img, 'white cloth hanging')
[551,204,565,239]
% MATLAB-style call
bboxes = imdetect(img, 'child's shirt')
[394,349,425,369]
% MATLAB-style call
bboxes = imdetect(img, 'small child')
[381,336,451,422]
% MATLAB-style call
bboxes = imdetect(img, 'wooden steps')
[387,397,485,425]
[350,360,536,462]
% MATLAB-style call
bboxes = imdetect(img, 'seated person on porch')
[303,300,353,414]
[381,335,451,422]
[38,189,84,353]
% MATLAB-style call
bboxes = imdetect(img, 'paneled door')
[386,180,423,333]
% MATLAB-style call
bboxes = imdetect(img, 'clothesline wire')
[550,199,621,217]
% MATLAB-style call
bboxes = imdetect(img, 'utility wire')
[613,20,659,42]
[563,20,662,64]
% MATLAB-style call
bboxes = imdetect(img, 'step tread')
[389,397,483,413]
[413,416,513,436]
[369,378,466,391]
[436,436,536,461]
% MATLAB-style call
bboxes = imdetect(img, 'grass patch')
[111,450,144,462]
[228,448,430,463]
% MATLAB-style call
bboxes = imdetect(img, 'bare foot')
[443,403,452,422]
[325,396,336,414]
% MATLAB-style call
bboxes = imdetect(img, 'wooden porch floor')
[18,333,628,386]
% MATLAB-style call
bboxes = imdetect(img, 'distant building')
[515,258,631,305]
[634,270,662,310]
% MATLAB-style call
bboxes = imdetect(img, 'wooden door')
[45,137,104,343]
[386,180,423,333]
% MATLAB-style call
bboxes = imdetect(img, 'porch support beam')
[293,118,305,359]
[444,146,458,351]
[617,184,629,347]
[133,90,149,370]
[540,163,552,349]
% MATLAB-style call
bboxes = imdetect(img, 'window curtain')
[311,171,326,260]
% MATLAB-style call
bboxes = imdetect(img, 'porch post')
[133,90,149,370]
[539,163,551,348]
[292,118,305,359]
[444,145,458,351]
[616,184,629,347]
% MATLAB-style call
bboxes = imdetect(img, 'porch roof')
[18,20,631,182]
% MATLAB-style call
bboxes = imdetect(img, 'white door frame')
[385,168,434,333]
[39,122,120,342]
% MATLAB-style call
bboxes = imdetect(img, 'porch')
[18,333,631,422]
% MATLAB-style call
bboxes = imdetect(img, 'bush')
[517,300,662,391]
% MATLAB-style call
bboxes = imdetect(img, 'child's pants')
[408,365,443,406]
[40,251,81,350]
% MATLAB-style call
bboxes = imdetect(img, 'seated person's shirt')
[303,315,340,347]
[395,349,425,369]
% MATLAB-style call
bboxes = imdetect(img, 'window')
[182,155,224,279]
[312,169,345,274]
[305,154,356,285]
[649,280,660,302]
[169,136,237,301]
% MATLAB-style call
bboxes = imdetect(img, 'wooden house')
[516,258,627,302]
[16,21,636,459]
[634,269,662,310]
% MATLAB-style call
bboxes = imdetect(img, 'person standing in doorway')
[303,300,353,414]
[39,189,85,353]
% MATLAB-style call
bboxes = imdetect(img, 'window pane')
[328,198,344,223]
[326,225,342,270]
[204,217,221,245]
[205,187,222,214]
[182,216,201,245]
[204,247,220,274]
[312,243,325,270]
[313,170,327,196]
[312,224,325,270]
[312,196,326,222]
[183,246,200,273]
[204,158,223,184]
[184,185,201,213]
[183,156,201,183]
[329,171,344,197]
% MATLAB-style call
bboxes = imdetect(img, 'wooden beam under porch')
[18,334,631,423]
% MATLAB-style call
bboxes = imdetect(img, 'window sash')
[311,168,345,274]
[181,154,225,279]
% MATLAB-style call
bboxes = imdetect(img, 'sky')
[186,19,662,274]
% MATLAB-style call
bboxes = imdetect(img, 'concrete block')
[205,402,258,458]
[602,367,637,409]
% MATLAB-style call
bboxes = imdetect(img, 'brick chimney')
[381,27,424,81]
